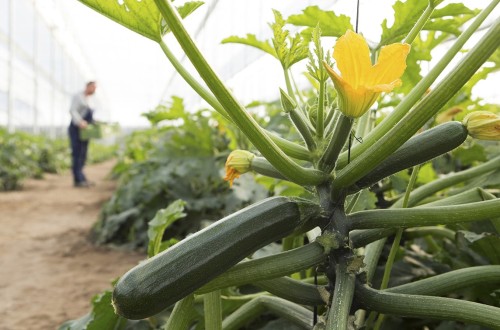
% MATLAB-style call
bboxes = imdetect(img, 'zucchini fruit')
[352,121,468,191]
[112,196,323,319]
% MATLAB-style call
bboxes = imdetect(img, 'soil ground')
[0,160,143,330]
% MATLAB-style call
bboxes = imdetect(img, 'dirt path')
[0,161,143,330]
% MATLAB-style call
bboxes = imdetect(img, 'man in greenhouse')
[68,81,96,188]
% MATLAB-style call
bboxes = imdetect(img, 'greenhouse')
[0,0,499,329]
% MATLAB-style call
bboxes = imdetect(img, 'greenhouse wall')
[0,0,92,136]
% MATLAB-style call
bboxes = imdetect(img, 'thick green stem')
[154,0,326,185]
[373,165,420,330]
[255,277,323,306]
[196,242,326,294]
[267,133,312,161]
[250,157,287,180]
[356,284,500,329]
[402,1,435,45]
[317,81,325,139]
[349,199,500,230]
[387,266,500,296]
[319,114,353,173]
[204,291,222,330]
[284,68,298,105]
[332,18,500,197]
[393,156,500,208]
[336,0,500,170]
[159,40,230,121]
[404,226,455,241]
[289,109,317,151]
[326,262,356,330]
[164,295,194,330]
[222,296,313,330]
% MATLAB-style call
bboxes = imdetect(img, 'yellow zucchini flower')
[463,111,500,141]
[224,150,255,186]
[324,30,411,118]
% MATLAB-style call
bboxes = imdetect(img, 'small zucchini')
[352,121,468,191]
[113,196,323,319]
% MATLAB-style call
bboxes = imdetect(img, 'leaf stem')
[164,295,194,330]
[356,284,500,329]
[349,199,500,230]
[402,0,436,45]
[221,296,313,330]
[203,290,222,330]
[317,81,325,139]
[393,156,500,208]
[319,114,353,173]
[196,242,326,294]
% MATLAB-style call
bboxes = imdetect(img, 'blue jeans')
[68,110,93,184]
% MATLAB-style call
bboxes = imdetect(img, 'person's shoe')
[74,181,90,188]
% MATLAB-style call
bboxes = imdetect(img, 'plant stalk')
[204,290,222,330]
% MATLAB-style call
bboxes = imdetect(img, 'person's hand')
[79,120,88,129]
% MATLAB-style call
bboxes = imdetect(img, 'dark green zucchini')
[352,121,467,191]
[112,196,323,319]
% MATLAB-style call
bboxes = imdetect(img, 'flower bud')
[463,111,500,141]
[279,88,297,113]
[224,150,255,186]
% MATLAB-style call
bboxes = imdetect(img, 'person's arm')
[69,94,87,128]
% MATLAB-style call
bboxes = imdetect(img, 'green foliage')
[306,26,331,83]
[222,10,310,70]
[92,102,268,248]
[147,200,187,257]
[0,128,115,191]
[287,5,353,38]
[77,0,203,42]
[379,0,478,47]
[270,10,309,70]
[221,34,276,59]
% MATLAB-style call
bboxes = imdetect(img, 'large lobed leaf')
[77,0,203,42]
[380,0,478,47]
[287,5,353,38]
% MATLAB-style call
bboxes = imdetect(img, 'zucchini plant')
[78,0,500,329]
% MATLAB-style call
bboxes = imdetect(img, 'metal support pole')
[7,0,14,132]
[33,0,39,134]
[50,27,56,139]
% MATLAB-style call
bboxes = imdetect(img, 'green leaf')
[270,10,308,69]
[58,291,126,330]
[142,96,187,125]
[307,25,331,83]
[379,0,478,47]
[287,6,353,38]
[77,0,204,42]
[457,230,500,264]
[221,34,277,58]
[147,199,187,257]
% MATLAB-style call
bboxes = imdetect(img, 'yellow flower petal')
[367,43,411,86]
[333,30,372,89]
[326,30,410,118]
